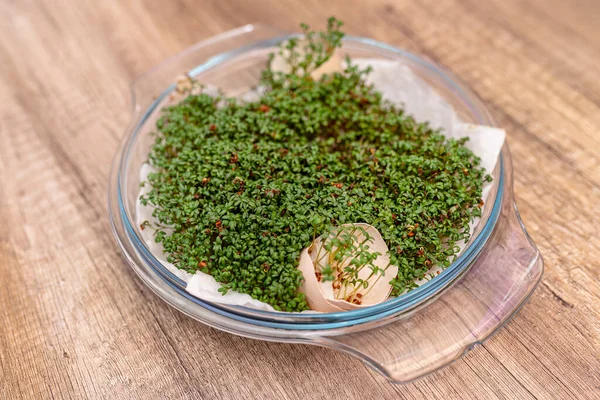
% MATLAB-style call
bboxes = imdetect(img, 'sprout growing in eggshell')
[298,223,398,312]
[270,42,341,81]
[269,18,344,81]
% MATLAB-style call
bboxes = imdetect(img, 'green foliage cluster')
[142,18,489,311]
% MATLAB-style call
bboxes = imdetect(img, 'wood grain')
[1,0,599,398]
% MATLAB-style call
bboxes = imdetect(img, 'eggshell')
[298,223,398,312]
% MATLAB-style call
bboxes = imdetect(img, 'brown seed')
[259,104,270,112]
[349,296,362,305]
[198,261,207,268]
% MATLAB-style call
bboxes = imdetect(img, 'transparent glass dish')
[108,24,543,383]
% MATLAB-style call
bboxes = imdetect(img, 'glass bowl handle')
[315,169,544,383]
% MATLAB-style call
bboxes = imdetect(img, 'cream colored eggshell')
[298,248,344,312]
[299,223,398,312]
[320,224,397,310]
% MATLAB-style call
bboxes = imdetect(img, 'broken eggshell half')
[298,223,398,312]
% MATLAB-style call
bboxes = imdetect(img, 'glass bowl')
[108,24,543,383]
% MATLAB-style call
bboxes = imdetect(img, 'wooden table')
[2,0,599,398]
